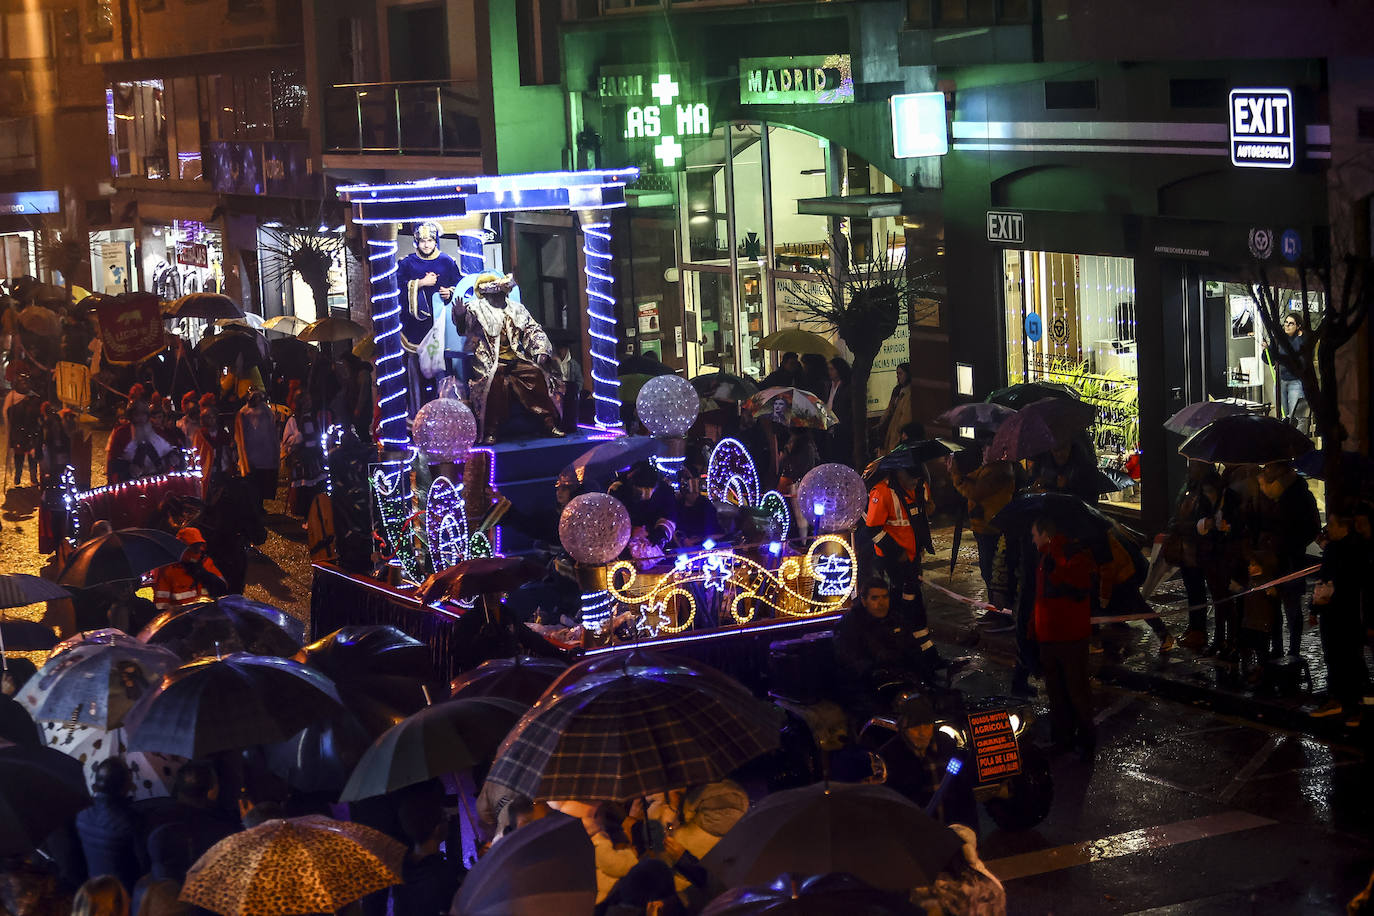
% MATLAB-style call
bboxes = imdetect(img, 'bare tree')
[258,201,347,319]
[1250,244,1370,507]
[781,232,938,468]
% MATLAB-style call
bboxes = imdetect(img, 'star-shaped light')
[701,552,733,592]
[812,553,853,597]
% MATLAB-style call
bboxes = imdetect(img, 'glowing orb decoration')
[413,397,478,462]
[797,463,868,533]
[559,492,632,565]
[636,374,699,437]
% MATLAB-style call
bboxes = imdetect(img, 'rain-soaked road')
[3,429,1369,912]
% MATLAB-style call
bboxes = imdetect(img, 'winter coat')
[950,461,1016,536]
[1031,535,1095,643]
[1249,470,1320,573]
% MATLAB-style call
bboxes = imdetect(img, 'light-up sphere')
[636,374,699,438]
[796,463,868,533]
[559,493,631,565]
[413,397,478,462]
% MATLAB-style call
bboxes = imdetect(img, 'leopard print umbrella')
[179,815,405,916]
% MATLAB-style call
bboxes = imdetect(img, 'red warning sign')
[968,709,1021,783]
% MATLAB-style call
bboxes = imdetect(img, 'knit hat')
[683,781,749,837]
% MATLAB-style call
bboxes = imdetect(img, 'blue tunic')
[396,250,461,350]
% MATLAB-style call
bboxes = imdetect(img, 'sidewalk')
[920,527,1365,742]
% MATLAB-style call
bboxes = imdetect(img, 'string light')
[322,424,343,496]
[582,219,622,430]
[370,461,421,580]
[759,490,791,538]
[424,476,468,572]
[706,438,759,506]
[367,239,410,451]
[61,455,204,547]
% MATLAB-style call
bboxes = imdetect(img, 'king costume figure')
[397,221,461,413]
[453,273,565,443]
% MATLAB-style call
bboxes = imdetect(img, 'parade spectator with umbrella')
[1028,514,1097,760]
[946,449,1017,597]
[1163,460,1242,653]
[760,351,806,391]
[823,357,853,465]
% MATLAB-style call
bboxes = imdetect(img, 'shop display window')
[1202,279,1324,412]
[0,231,36,279]
[89,229,137,295]
[1003,250,1141,504]
[142,221,223,311]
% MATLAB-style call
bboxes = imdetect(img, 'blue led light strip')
[582,220,622,430]
[368,239,411,450]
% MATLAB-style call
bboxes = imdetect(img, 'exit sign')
[987,211,1024,244]
[1229,88,1295,169]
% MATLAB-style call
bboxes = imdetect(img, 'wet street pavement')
[2,435,1370,912]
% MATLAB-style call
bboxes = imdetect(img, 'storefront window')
[681,128,729,266]
[681,268,733,377]
[89,229,137,295]
[142,221,224,305]
[731,124,768,379]
[1003,250,1141,504]
[768,125,829,274]
[0,231,36,278]
[1203,279,1324,411]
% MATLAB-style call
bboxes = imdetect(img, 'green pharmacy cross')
[607,68,711,171]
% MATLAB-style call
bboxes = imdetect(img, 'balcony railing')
[325,80,483,157]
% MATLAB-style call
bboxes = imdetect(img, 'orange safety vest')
[152,558,223,611]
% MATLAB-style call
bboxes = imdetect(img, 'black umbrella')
[557,437,666,491]
[991,492,1115,541]
[124,653,346,758]
[0,618,59,652]
[692,372,760,402]
[269,336,316,381]
[876,439,954,471]
[986,381,1080,409]
[702,872,922,916]
[448,656,568,705]
[416,557,547,605]
[936,402,1016,434]
[701,782,963,893]
[619,355,674,377]
[1178,414,1314,465]
[140,596,304,662]
[196,326,268,369]
[263,714,374,794]
[542,648,748,700]
[0,574,69,610]
[0,695,41,747]
[0,740,91,856]
[56,528,188,589]
[1091,467,1135,495]
[1163,400,1251,435]
[339,696,527,802]
[167,293,244,321]
[1294,447,1374,482]
[297,626,440,737]
[451,812,595,916]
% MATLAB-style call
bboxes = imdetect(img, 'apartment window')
[0,118,37,174]
[516,0,561,86]
[2,12,52,58]
[206,71,305,142]
[1044,79,1097,110]
[171,77,202,180]
[110,81,169,179]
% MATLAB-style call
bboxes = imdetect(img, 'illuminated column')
[458,229,485,277]
[361,222,411,453]
[578,208,623,430]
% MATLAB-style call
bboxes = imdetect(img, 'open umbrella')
[0,740,91,856]
[168,293,244,321]
[339,696,527,801]
[936,402,1015,434]
[39,720,182,800]
[416,557,547,605]
[57,528,188,589]
[448,656,568,705]
[262,715,373,795]
[1015,397,1096,442]
[16,640,180,729]
[742,387,838,430]
[701,782,963,893]
[1179,413,1314,465]
[1091,467,1135,494]
[759,328,837,358]
[140,595,304,662]
[216,313,264,331]
[452,812,595,916]
[983,409,1056,462]
[17,304,61,337]
[986,381,1079,409]
[297,626,439,737]
[702,872,922,916]
[298,317,366,343]
[0,574,69,609]
[619,354,674,377]
[692,372,759,402]
[0,695,40,746]
[485,663,778,803]
[196,326,269,369]
[1163,400,1251,436]
[180,816,405,916]
[0,619,59,652]
[1294,447,1374,482]
[124,654,346,758]
[46,628,144,660]
[352,335,376,361]
[618,373,657,410]
[269,336,316,380]
[991,492,1115,541]
[876,439,954,472]
[263,314,311,336]
[558,436,666,491]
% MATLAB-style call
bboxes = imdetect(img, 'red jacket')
[1032,534,1095,643]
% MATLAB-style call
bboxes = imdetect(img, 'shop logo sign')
[1248,228,1275,260]
[987,211,1024,244]
[1281,229,1302,262]
[1230,88,1295,169]
[740,55,853,105]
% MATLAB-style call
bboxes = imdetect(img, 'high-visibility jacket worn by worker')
[866,477,936,562]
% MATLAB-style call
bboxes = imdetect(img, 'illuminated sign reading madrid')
[599,68,711,168]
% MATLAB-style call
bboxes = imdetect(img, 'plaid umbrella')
[485,664,778,803]
[448,656,568,705]
[338,696,527,801]
[124,653,346,758]
[742,387,838,430]
[1164,400,1251,435]
[38,720,182,800]
[701,782,963,893]
[691,372,759,402]
[0,741,90,856]
[140,595,304,662]
[0,574,69,610]
[16,641,180,729]
[1178,414,1313,465]
[453,813,595,916]
[180,816,405,916]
